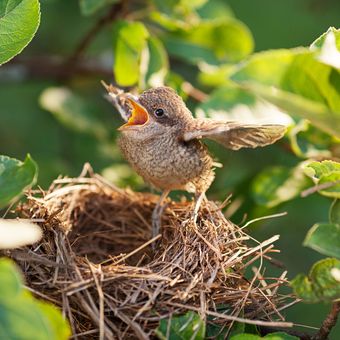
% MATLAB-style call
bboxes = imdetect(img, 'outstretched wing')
[182,119,286,150]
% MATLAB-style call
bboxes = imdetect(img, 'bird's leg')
[151,190,170,239]
[192,191,206,225]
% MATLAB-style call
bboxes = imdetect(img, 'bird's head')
[118,87,193,139]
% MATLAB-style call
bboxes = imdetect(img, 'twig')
[181,81,209,102]
[313,301,340,340]
[65,1,125,73]
[301,180,340,198]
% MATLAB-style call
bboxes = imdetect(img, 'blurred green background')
[1,0,339,337]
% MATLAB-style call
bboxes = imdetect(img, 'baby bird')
[103,84,286,237]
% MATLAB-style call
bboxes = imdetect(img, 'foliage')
[0,258,70,339]
[0,0,340,338]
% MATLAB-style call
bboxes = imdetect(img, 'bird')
[102,83,286,238]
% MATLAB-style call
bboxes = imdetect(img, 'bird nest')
[9,165,295,339]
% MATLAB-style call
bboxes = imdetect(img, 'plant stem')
[313,301,340,340]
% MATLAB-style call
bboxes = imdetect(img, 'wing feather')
[183,120,286,150]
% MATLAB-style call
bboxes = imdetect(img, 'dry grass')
[8,165,296,339]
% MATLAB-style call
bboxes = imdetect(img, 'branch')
[313,301,340,340]
[301,180,340,198]
[64,1,126,75]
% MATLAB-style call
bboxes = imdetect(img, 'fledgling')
[103,83,286,237]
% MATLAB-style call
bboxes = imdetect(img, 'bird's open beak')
[118,98,149,130]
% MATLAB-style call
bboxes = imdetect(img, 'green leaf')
[155,311,205,340]
[112,20,149,86]
[0,154,38,208]
[251,164,310,208]
[39,87,109,140]
[330,199,340,224]
[143,36,169,88]
[0,0,40,65]
[161,19,253,65]
[305,160,340,198]
[152,0,208,16]
[0,259,70,340]
[231,47,340,137]
[79,0,118,16]
[291,258,340,303]
[231,332,299,340]
[196,85,292,125]
[304,223,340,258]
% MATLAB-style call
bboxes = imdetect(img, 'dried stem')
[313,301,340,340]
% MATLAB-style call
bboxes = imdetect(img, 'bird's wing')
[182,119,286,150]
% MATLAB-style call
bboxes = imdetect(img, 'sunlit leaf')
[112,20,149,86]
[196,85,292,125]
[0,0,40,65]
[330,199,340,224]
[231,48,340,137]
[0,219,42,249]
[305,160,340,198]
[155,311,205,340]
[291,258,340,303]
[231,332,299,340]
[79,0,118,16]
[0,154,38,208]
[304,223,340,258]
[39,87,108,140]
[144,36,169,88]
[251,163,310,208]
[161,19,253,65]
[0,259,71,340]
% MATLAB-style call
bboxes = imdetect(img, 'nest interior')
[10,166,295,339]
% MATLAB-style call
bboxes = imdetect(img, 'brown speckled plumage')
[108,86,286,195]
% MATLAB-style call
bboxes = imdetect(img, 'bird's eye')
[154,108,165,117]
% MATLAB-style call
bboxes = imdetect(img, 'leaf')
[39,87,108,140]
[161,19,254,65]
[291,258,340,303]
[251,164,311,208]
[0,219,42,250]
[152,0,208,16]
[79,0,118,16]
[231,332,299,340]
[143,36,169,88]
[155,311,205,340]
[330,199,340,224]
[112,20,149,86]
[0,259,71,340]
[304,223,340,258]
[0,0,40,65]
[305,160,340,198]
[0,154,38,208]
[231,47,340,138]
[196,85,292,125]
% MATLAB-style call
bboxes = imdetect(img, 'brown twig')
[301,180,340,198]
[313,301,340,340]
[65,1,126,74]
[181,81,209,102]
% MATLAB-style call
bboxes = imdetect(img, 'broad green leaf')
[0,219,42,250]
[196,85,292,125]
[0,154,38,208]
[155,311,205,340]
[305,160,340,198]
[0,0,40,65]
[231,332,299,340]
[112,20,149,86]
[311,27,340,50]
[39,87,108,140]
[231,48,340,137]
[330,199,340,224]
[251,164,310,208]
[197,0,234,20]
[79,0,118,16]
[0,259,70,340]
[304,223,340,258]
[152,0,207,16]
[143,36,169,88]
[161,19,253,65]
[291,258,340,303]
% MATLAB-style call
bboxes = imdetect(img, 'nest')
[8,165,295,339]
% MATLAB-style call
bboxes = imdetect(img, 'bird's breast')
[118,133,214,192]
